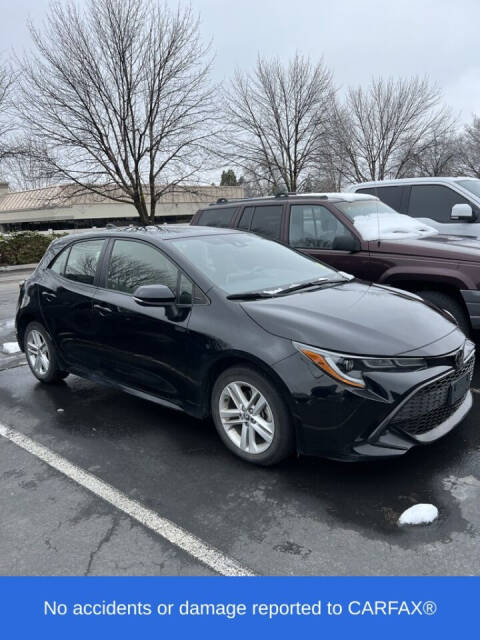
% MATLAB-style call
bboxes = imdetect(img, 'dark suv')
[192,193,480,334]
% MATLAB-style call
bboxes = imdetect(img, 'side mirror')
[333,234,360,252]
[451,203,473,220]
[133,284,176,306]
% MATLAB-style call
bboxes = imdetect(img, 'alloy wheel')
[26,329,50,376]
[219,381,275,454]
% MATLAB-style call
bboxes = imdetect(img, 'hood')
[354,212,438,241]
[373,233,480,261]
[241,281,464,357]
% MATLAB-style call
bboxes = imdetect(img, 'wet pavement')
[0,268,29,368]
[1,270,480,575]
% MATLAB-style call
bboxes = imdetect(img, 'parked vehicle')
[17,226,473,464]
[348,177,480,236]
[191,193,480,334]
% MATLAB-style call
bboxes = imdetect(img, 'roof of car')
[203,192,377,208]
[53,224,243,245]
[348,177,478,190]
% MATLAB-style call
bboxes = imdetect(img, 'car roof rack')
[208,192,329,206]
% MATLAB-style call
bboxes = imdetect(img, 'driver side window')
[289,204,352,249]
[106,240,179,294]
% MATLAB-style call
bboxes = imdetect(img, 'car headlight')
[293,342,427,389]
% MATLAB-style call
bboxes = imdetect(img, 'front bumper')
[352,391,472,459]
[273,347,474,461]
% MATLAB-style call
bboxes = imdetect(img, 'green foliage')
[220,169,238,186]
[0,231,66,265]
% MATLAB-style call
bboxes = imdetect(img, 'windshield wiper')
[226,277,346,301]
[275,277,332,295]
[226,291,277,301]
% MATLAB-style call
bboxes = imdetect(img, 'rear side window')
[64,240,104,285]
[198,207,236,228]
[357,186,405,213]
[106,240,179,295]
[408,185,470,222]
[49,247,69,275]
[238,206,254,230]
[250,205,283,241]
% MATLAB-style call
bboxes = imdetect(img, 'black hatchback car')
[16,226,474,465]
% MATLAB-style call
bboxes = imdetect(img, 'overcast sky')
[2,0,480,122]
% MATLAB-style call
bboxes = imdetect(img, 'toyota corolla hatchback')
[16,226,475,465]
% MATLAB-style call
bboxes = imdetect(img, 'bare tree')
[238,164,274,197]
[329,77,455,184]
[0,63,15,166]
[406,130,461,177]
[16,0,216,224]
[220,54,334,193]
[2,138,58,190]
[459,116,480,178]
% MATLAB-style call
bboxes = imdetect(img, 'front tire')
[211,366,295,466]
[24,321,68,383]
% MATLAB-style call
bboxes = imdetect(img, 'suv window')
[250,205,283,240]
[238,206,254,230]
[289,204,354,249]
[198,207,236,228]
[64,240,104,285]
[408,185,470,222]
[357,186,405,212]
[106,240,179,295]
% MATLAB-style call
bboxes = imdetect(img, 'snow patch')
[2,342,20,355]
[398,503,439,526]
[353,213,438,241]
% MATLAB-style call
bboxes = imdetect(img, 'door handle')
[41,291,56,302]
[93,303,113,315]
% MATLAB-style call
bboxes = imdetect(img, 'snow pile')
[353,213,438,241]
[398,503,439,526]
[2,342,20,355]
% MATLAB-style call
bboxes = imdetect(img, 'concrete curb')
[0,263,37,273]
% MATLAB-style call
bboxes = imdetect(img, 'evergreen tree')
[220,169,238,186]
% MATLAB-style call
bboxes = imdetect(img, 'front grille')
[390,355,475,436]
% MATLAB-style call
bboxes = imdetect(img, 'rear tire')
[211,366,295,466]
[417,290,470,336]
[24,321,69,383]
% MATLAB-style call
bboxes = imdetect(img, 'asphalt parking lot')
[1,269,480,576]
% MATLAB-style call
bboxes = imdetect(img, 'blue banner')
[0,576,476,639]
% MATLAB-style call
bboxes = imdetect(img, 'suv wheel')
[417,291,470,336]
[25,322,69,383]
[211,366,295,466]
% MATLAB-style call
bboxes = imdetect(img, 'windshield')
[456,179,480,198]
[336,199,438,241]
[171,233,339,295]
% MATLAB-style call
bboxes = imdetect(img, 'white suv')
[348,177,480,237]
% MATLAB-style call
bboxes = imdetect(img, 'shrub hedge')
[0,231,66,266]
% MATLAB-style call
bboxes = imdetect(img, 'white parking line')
[0,422,254,577]
[472,388,480,394]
